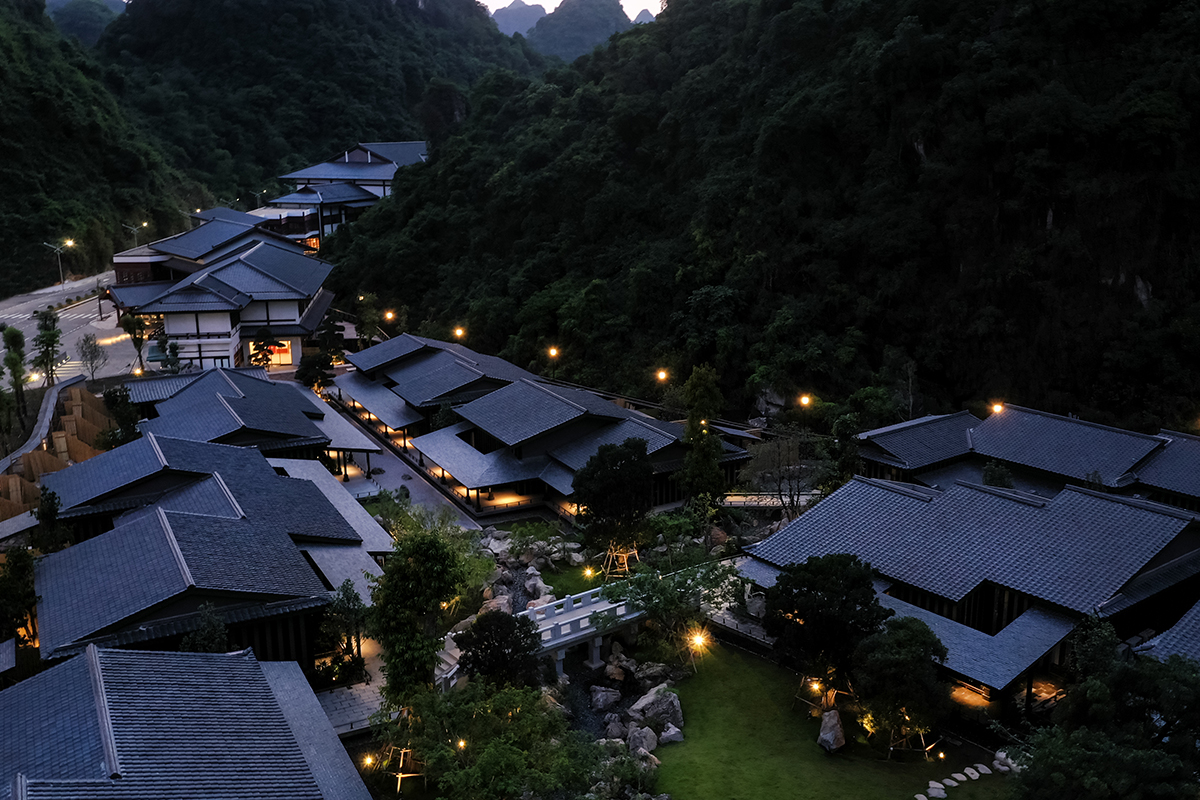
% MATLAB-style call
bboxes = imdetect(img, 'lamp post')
[122,221,148,247]
[42,239,74,285]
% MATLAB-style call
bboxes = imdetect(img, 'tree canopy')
[327,0,1200,432]
[853,616,949,747]
[452,610,544,687]
[764,553,893,683]
[573,436,653,550]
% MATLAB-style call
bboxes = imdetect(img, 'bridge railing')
[517,588,642,647]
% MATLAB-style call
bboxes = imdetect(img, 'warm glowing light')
[358,295,364,301]
[195,208,201,213]
[454,327,465,338]
[440,601,448,609]
[799,395,811,406]
[548,347,558,358]
[656,369,668,381]
[938,752,945,760]
[992,402,1004,414]
[98,333,130,345]
[583,567,594,579]
[364,755,374,766]
[133,368,143,376]
[141,221,148,228]
[457,739,466,750]
[384,311,395,321]
[691,632,707,649]
[810,680,822,693]
[64,239,75,248]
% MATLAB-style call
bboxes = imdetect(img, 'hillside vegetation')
[327,0,1200,430]
[98,0,546,197]
[0,0,194,294]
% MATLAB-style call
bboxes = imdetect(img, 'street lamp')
[122,221,148,247]
[548,346,558,358]
[656,369,668,382]
[42,239,74,285]
[384,310,395,322]
[453,327,465,339]
[799,394,812,407]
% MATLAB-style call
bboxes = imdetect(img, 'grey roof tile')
[280,162,399,182]
[750,477,1194,614]
[1135,430,1200,500]
[192,207,264,226]
[857,411,978,469]
[1,647,367,799]
[333,371,424,429]
[1145,598,1200,663]
[270,182,378,206]
[345,333,427,373]
[411,422,548,489]
[359,141,428,165]
[970,405,1166,487]
[455,380,589,446]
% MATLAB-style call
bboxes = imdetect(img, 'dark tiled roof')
[1135,430,1200,500]
[345,333,427,373]
[124,368,270,404]
[455,380,592,446]
[0,638,13,673]
[360,141,428,165]
[138,369,328,447]
[346,334,540,387]
[36,506,330,658]
[192,207,264,225]
[749,477,1195,614]
[150,219,262,260]
[1,647,370,800]
[878,593,1076,690]
[550,416,679,472]
[411,422,549,489]
[384,350,487,407]
[333,371,424,429]
[280,162,398,182]
[857,411,978,469]
[270,182,379,206]
[1145,599,1200,663]
[970,405,1166,487]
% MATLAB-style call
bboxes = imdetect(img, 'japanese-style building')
[254,141,429,249]
[739,476,1200,703]
[0,646,372,800]
[108,238,335,370]
[34,435,392,662]
[111,207,304,285]
[858,404,1200,511]
[124,368,380,471]
[333,334,748,519]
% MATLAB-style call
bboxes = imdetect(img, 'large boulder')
[525,576,550,596]
[568,552,586,566]
[604,719,627,739]
[480,595,512,615]
[659,723,684,743]
[627,725,658,753]
[634,662,672,689]
[628,684,683,729]
[591,686,621,711]
[605,663,626,682]
[635,747,661,767]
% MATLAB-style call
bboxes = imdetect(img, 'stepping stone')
[928,789,947,799]
[915,795,928,800]
[994,761,1010,773]
[943,778,959,787]
[964,767,980,780]
[952,773,967,781]
[929,781,944,789]
[975,763,992,775]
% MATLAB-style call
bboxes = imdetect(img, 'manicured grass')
[540,564,601,598]
[657,643,1011,800]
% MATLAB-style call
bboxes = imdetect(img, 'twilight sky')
[480,0,659,21]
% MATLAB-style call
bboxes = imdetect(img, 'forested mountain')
[493,0,546,36]
[327,0,1200,431]
[0,0,194,294]
[632,9,655,23]
[49,0,122,47]
[97,0,546,198]
[525,0,631,61]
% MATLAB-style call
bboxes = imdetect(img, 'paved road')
[0,272,138,383]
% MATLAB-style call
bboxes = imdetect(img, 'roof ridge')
[858,411,977,440]
[1001,404,1171,443]
[84,645,121,779]
[235,241,308,294]
[852,475,940,501]
[952,480,1047,507]
[146,432,168,469]
[453,358,485,378]
[1159,428,1200,443]
[158,508,195,587]
[522,378,588,413]
[216,369,246,398]
[1060,484,1198,520]
[215,392,246,428]
[210,472,246,519]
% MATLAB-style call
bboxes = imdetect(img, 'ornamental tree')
[453,610,544,687]
[764,553,893,684]
[853,616,949,749]
[573,436,653,551]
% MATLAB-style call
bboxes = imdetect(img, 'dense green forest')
[97,0,546,198]
[0,0,194,294]
[525,0,631,61]
[326,0,1200,431]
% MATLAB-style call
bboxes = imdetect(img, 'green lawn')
[657,643,1012,800]
[540,563,601,598]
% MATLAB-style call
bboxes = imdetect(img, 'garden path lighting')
[583,567,595,579]
[548,346,558,357]
[457,739,466,750]
[363,755,374,766]
[799,394,811,407]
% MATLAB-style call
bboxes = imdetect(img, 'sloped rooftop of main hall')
[748,476,1195,614]
[455,379,629,447]
[969,405,1166,488]
[1134,429,1200,500]
[856,411,979,469]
